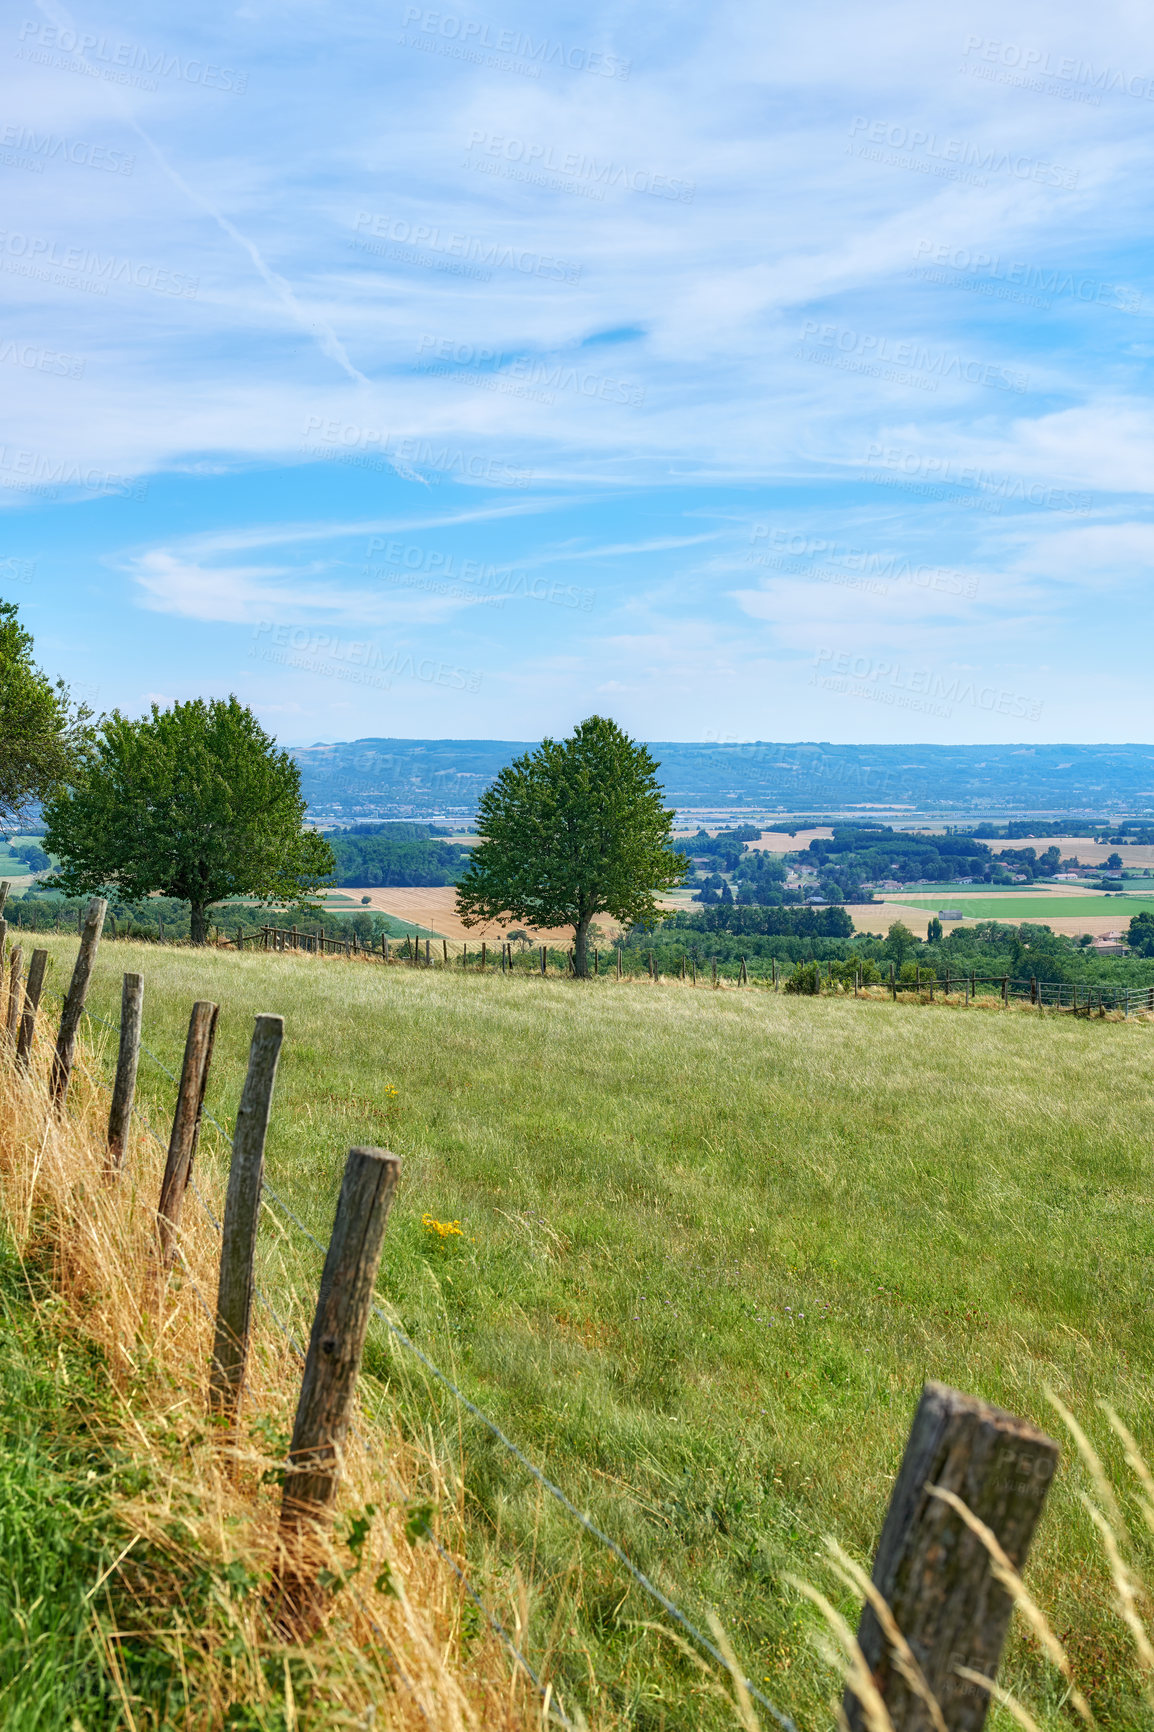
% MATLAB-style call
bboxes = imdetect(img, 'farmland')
[19,933,1154,1729]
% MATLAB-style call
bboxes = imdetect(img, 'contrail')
[34,0,371,386]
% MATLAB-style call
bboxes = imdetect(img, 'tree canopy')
[0,599,87,830]
[455,715,686,976]
[44,696,334,942]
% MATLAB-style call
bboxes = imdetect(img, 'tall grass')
[18,936,1154,1727]
[0,986,551,1729]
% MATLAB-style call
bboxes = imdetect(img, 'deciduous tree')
[44,697,333,943]
[0,599,88,830]
[455,716,686,977]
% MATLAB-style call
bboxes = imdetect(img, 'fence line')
[68,1001,574,1726]
[18,959,1070,1728]
[68,999,796,1731]
[252,925,1154,1016]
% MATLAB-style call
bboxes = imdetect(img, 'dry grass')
[0,1026,557,1731]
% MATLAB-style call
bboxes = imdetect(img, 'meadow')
[18,935,1154,1728]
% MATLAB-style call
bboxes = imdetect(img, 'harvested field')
[325,884,625,944]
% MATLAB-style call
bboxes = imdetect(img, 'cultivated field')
[331,884,624,943]
[849,887,1154,937]
[23,934,1154,1729]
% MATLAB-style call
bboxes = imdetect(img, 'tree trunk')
[573,913,592,979]
[190,902,210,945]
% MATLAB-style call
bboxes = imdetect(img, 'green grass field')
[25,936,1154,1728]
[897,894,1154,920]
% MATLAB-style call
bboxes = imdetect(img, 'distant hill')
[291,739,1154,821]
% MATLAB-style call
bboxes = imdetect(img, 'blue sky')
[2,0,1152,745]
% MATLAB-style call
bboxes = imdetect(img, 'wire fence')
[70,999,798,1732]
[254,924,1154,1013]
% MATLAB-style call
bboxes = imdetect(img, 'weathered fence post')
[845,1381,1058,1732]
[772,956,778,989]
[739,955,748,985]
[276,1146,401,1622]
[4,944,23,1048]
[50,896,108,1108]
[210,1014,285,1434]
[616,946,622,980]
[0,881,9,915]
[106,973,144,1172]
[481,941,487,971]
[540,945,546,975]
[442,938,448,965]
[15,949,48,1070]
[156,1001,220,1266]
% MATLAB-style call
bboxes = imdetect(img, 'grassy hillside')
[26,936,1154,1728]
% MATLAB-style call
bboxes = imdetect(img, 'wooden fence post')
[51,896,108,1108]
[4,945,23,1048]
[891,961,897,1001]
[772,956,778,989]
[845,1381,1058,1732]
[15,949,48,1070]
[442,938,448,965]
[0,881,9,915]
[276,1146,401,1621]
[480,941,487,971]
[540,945,546,975]
[156,1001,220,1267]
[106,973,144,1173]
[739,955,748,985]
[210,1014,285,1433]
[616,946,622,980]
